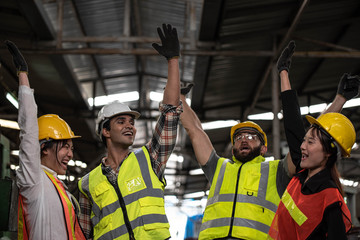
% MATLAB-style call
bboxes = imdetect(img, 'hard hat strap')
[312,124,335,144]
[312,124,342,162]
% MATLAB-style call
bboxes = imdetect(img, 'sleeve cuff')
[159,100,183,114]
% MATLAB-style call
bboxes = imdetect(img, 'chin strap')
[333,141,342,163]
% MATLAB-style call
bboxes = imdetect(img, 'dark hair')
[41,139,68,158]
[101,120,111,147]
[309,126,344,196]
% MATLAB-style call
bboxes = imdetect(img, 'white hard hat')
[95,101,141,139]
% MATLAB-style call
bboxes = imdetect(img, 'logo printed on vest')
[126,176,145,192]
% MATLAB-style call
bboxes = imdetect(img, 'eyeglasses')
[234,133,258,142]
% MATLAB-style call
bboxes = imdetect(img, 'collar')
[298,168,334,194]
[41,164,57,177]
[41,165,68,190]
[232,155,265,165]
[101,152,132,171]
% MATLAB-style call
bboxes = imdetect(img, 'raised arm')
[5,40,42,187]
[323,73,360,113]
[180,87,214,166]
[152,23,180,106]
[277,41,304,176]
[278,41,360,177]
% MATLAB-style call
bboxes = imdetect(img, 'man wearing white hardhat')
[78,23,182,240]
[5,40,86,240]
[179,41,360,240]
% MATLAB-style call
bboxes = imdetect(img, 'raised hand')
[181,83,194,96]
[152,24,180,60]
[277,41,296,74]
[5,40,28,75]
[337,73,360,100]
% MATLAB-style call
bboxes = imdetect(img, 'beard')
[233,145,262,163]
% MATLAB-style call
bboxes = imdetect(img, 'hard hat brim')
[305,115,321,128]
[107,110,141,120]
[305,114,351,157]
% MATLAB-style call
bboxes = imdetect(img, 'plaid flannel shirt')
[79,102,182,239]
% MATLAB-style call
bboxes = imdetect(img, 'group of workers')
[6,23,360,240]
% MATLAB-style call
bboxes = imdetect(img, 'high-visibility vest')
[199,156,281,240]
[268,175,352,240]
[18,170,86,240]
[78,146,170,240]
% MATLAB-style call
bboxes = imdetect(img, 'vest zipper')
[227,163,244,237]
[108,179,135,240]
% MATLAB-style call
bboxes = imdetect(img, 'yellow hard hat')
[38,114,81,141]
[306,113,355,157]
[230,121,267,146]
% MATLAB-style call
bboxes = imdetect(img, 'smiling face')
[232,130,267,163]
[104,114,137,149]
[300,128,330,177]
[41,139,74,175]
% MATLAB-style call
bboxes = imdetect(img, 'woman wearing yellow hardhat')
[38,114,80,175]
[5,40,85,239]
[268,41,359,240]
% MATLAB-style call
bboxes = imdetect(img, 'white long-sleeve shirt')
[16,85,74,240]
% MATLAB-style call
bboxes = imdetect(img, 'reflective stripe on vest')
[200,157,280,239]
[44,171,86,240]
[18,171,85,240]
[18,194,29,240]
[268,176,352,239]
[79,147,170,240]
[281,189,307,226]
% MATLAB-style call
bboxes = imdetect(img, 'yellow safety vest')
[78,146,170,240]
[199,156,281,240]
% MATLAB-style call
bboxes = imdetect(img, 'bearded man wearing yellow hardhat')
[180,41,360,240]
[5,40,85,239]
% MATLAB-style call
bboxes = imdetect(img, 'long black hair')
[309,126,344,196]
[41,139,69,159]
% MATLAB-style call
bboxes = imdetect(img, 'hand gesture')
[277,41,296,74]
[337,73,360,100]
[181,83,194,96]
[4,40,28,75]
[152,24,180,60]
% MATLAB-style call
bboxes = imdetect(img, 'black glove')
[152,24,180,60]
[337,73,360,100]
[5,40,28,75]
[277,41,296,73]
[181,83,194,96]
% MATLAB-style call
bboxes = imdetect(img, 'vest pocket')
[243,171,261,194]
[94,181,110,196]
[94,216,112,239]
[138,198,169,230]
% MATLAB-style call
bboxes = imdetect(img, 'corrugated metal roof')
[1,0,360,200]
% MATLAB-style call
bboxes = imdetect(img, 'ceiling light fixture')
[11,150,19,156]
[189,168,204,175]
[248,98,360,121]
[6,92,19,109]
[183,191,205,199]
[88,91,139,107]
[340,178,359,188]
[202,120,238,130]
[0,119,20,130]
